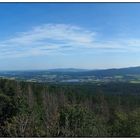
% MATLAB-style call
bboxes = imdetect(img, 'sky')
[1,3,140,70]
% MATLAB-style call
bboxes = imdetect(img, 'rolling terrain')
[1,66,140,83]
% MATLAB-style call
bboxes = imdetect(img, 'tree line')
[0,79,140,137]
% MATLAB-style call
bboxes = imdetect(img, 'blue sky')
[1,3,140,70]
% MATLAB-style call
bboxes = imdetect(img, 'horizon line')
[0,65,140,72]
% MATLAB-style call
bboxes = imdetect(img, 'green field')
[130,80,140,84]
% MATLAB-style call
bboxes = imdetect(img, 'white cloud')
[1,23,140,59]
[0,23,97,58]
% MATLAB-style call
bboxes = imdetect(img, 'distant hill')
[1,66,140,82]
[47,68,89,72]
[46,66,140,77]
[77,66,140,77]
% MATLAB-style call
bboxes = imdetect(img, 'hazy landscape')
[1,3,140,137]
[1,66,140,84]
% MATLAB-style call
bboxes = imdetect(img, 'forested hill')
[81,66,140,77]
[1,66,140,83]
[0,79,140,137]
[28,66,140,77]
[47,66,140,76]
[49,66,140,76]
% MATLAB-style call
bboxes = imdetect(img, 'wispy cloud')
[0,24,96,58]
[0,23,140,59]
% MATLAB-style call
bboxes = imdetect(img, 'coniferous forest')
[0,79,140,137]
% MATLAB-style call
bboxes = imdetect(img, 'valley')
[1,66,140,84]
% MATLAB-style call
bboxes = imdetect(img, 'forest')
[0,79,140,137]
